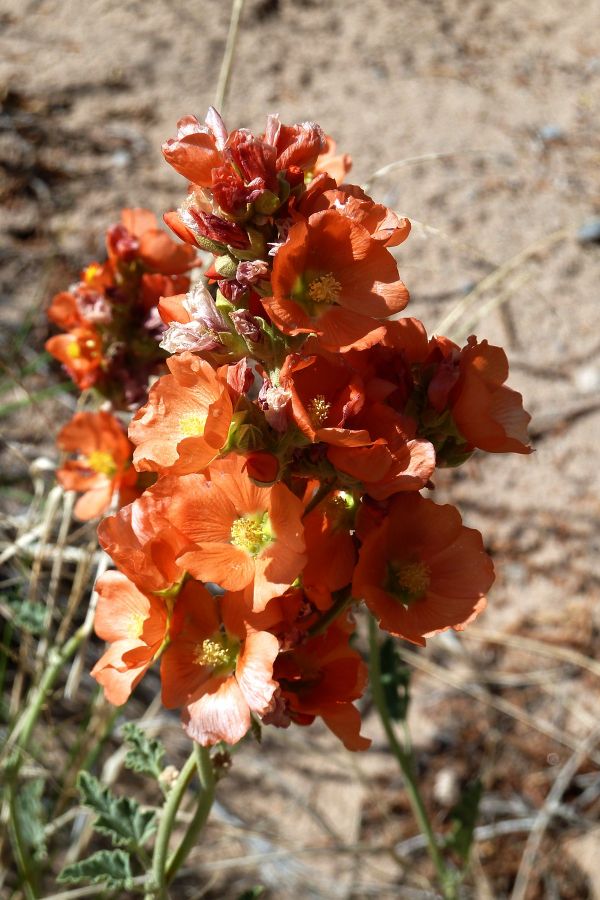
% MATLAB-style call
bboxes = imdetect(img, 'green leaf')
[122,723,165,780]
[237,888,265,900]
[14,777,46,862]
[379,637,411,722]
[77,771,156,850]
[58,849,133,888]
[8,598,45,635]
[444,779,482,862]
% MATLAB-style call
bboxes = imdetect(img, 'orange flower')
[353,493,494,645]
[97,479,194,594]
[449,337,532,454]
[170,456,306,611]
[262,209,409,352]
[267,616,371,751]
[162,115,224,187]
[265,115,326,173]
[161,586,279,746]
[328,403,436,500]
[56,411,138,520]
[280,352,369,446]
[302,492,357,610]
[129,351,233,475]
[91,571,168,705]
[300,183,410,248]
[47,291,85,330]
[45,327,104,390]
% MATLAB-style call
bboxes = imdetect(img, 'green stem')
[368,616,455,898]
[149,745,215,899]
[165,745,215,884]
[214,0,245,114]
[3,625,87,899]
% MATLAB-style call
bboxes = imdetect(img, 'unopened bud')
[236,259,270,287]
[158,765,179,790]
[255,190,280,215]
[230,309,263,343]
[214,254,239,279]
[195,233,228,255]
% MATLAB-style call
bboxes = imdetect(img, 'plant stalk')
[148,744,215,899]
[368,615,456,898]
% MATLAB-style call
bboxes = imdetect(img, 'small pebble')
[573,365,600,394]
[538,124,565,143]
[577,217,600,245]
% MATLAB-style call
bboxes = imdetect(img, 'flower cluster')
[46,208,196,407]
[78,107,531,750]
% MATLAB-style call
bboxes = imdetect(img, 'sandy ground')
[1,0,600,897]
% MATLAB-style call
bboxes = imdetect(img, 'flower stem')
[3,625,88,899]
[165,745,215,884]
[214,0,245,114]
[148,744,215,899]
[367,616,456,898]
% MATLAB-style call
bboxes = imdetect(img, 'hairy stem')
[368,616,456,898]
[165,745,215,884]
[149,745,215,899]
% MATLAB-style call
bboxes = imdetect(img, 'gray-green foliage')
[77,771,157,851]
[58,849,133,889]
[122,722,165,781]
[13,777,46,862]
[444,779,483,862]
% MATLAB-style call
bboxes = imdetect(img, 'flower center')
[230,513,272,556]
[308,394,331,427]
[308,273,341,304]
[129,611,146,639]
[193,635,238,671]
[84,263,103,284]
[66,340,81,359]
[87,450,117,478]
[387,559,430,606]
[179,411,207,437]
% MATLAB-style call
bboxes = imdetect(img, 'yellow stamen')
[84,263,102,284]
[308,273,341,304]
[230,513,271,556]
[308,394,331,427]
[129,611,146,639]
[66,340,81,359]
[388,560,430,605]
[87,450,117,478]
[194,636,236,669]
[179,411,207,437]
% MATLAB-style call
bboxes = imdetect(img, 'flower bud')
[230,309,263,343]
[214,254,239,279]
[254,190,280,215]
[236,260,270,288]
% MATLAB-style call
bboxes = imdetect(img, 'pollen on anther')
[179,411,208,437]
[308,394,331,427]
[308,273,341,304]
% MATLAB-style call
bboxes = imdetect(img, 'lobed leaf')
[58,849,133,888]
[77,771,156,850]
[122,722,165,780]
